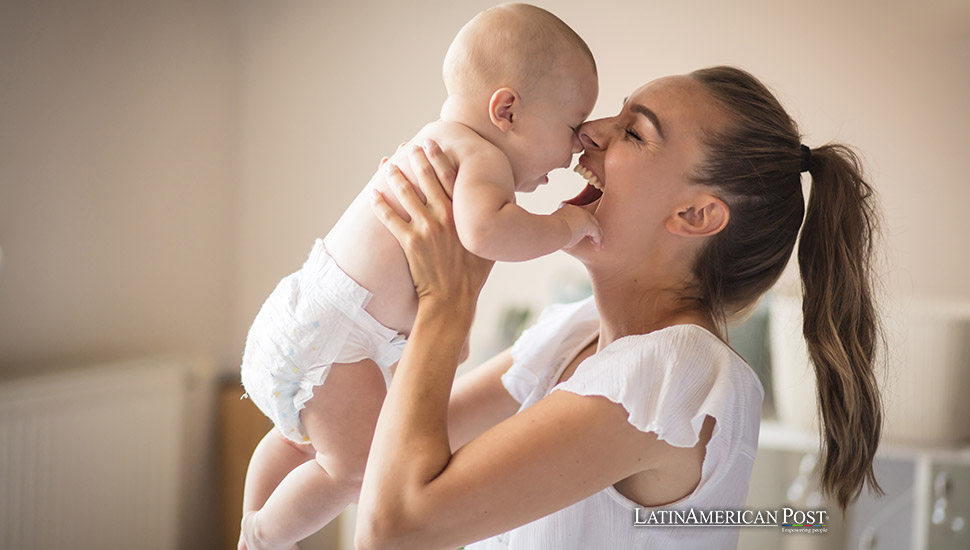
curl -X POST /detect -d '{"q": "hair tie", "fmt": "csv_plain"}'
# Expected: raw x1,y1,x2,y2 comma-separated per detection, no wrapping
800,144,812,173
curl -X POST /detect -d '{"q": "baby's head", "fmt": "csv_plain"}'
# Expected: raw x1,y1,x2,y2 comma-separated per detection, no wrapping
443,3,598,191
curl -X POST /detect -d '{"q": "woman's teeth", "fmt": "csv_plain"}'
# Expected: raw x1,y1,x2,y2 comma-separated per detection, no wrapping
573,164,603,190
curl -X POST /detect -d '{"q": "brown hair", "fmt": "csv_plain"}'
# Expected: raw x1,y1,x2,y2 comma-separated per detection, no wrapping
688,66,883,511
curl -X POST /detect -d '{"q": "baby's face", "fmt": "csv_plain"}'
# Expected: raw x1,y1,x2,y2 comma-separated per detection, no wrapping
509,69,598,192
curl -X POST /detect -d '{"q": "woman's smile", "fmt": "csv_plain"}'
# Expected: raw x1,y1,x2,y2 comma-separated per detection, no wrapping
564,159,604,207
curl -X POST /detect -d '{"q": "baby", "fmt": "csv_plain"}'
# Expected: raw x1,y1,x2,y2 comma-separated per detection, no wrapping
238,4,599,549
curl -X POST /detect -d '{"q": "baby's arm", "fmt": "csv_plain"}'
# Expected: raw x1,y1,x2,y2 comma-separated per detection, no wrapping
451,149,601,262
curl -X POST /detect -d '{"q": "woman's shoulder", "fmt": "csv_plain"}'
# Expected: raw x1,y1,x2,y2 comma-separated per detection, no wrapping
553,324,764,450
599,324,761,390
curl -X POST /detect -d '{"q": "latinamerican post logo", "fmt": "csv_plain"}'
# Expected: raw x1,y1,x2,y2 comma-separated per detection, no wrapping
634,507,829,534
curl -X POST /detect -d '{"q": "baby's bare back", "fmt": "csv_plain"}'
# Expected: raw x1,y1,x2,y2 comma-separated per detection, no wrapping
323,121,488,336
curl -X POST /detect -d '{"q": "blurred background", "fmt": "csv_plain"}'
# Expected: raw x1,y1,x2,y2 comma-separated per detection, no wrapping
1,0,968,549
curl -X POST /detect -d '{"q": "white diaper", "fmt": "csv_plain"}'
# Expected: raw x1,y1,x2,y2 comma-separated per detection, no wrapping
240,239,406,443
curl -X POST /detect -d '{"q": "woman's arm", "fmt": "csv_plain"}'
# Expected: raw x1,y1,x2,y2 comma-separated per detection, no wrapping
448,347,520,451
356,144,691,550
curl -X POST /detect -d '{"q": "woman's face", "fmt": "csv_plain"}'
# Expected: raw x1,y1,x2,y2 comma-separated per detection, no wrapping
564,75,727,267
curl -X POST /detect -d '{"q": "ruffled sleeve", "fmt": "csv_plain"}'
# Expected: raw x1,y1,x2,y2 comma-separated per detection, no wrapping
553,325,764,453
501,297,598,405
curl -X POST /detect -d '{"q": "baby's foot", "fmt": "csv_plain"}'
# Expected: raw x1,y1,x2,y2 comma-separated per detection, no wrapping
238,511,259,550
239,511,299,550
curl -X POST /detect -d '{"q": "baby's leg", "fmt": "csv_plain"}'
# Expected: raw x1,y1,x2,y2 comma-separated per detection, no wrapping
241,429,315,514
241,359,388,550
239,431,314,550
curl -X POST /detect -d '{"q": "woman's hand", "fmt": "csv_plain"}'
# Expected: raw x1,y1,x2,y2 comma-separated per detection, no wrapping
371,141,494,311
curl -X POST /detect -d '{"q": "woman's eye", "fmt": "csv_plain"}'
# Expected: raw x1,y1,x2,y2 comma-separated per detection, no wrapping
625,128,643,142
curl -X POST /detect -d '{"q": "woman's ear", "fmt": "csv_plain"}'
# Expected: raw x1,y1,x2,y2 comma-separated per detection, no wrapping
488,88,518,132
666,194,730,237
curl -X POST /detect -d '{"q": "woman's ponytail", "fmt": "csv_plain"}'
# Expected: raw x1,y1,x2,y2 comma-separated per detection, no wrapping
689,66,884,511
797,144,884,511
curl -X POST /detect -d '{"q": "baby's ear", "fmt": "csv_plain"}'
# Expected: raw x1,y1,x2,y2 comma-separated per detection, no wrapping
488,88,519,132
666,194,729,238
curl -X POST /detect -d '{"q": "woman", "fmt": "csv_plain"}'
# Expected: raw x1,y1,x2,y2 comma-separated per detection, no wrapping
356,66,883,550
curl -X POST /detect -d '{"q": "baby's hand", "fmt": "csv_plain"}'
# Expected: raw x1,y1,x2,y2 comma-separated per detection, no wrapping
554,204,603,251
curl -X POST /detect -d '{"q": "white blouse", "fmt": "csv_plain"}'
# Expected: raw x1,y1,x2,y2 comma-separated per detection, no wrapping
466,297,764,550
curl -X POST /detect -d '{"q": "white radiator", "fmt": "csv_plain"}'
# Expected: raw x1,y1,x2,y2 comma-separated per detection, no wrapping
0,356,189,550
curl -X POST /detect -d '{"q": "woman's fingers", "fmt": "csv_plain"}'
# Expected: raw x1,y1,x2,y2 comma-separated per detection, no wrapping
408,142,455,212
371,148,493,307
378,142,409,168
424,140,457,189
383,162,428,222
369,187,410,242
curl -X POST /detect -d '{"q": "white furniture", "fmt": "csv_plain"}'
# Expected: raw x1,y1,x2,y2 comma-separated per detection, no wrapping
752,420,970,550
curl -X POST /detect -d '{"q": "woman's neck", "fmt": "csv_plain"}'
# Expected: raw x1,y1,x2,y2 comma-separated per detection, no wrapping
589,268,717,349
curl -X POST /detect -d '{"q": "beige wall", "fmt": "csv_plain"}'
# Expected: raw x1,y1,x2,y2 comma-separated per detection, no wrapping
0,0,237,371
3,0,967,373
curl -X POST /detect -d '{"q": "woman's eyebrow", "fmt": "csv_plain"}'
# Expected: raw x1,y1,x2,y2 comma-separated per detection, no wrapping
630,103,665,140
